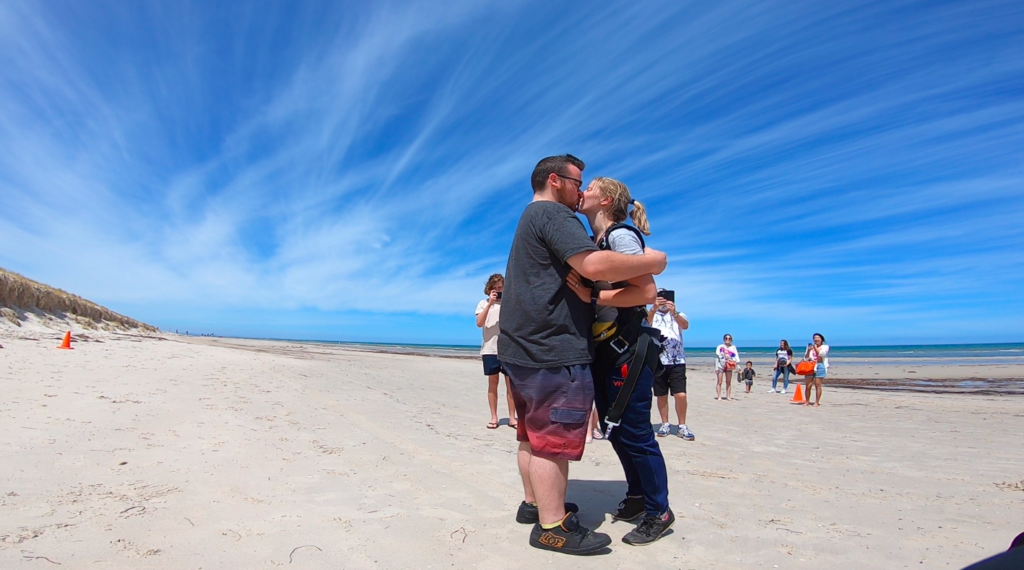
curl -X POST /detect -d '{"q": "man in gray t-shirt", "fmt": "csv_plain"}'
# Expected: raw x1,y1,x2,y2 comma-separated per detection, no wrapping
498,154,667,555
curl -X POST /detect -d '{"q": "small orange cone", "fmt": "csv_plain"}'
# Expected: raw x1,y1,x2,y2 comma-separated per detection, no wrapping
57,331,73,350
790,384,805,403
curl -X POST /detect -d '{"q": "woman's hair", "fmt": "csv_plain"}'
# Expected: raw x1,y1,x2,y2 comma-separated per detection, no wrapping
813,333,826,343
591,177,650,236
484,274,504,295
781,339,790,351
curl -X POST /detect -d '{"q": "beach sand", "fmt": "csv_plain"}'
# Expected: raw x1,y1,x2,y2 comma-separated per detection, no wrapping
1,333,1021,569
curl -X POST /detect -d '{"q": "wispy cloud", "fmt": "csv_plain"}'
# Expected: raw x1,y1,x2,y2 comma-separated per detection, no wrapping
1,0,1022,344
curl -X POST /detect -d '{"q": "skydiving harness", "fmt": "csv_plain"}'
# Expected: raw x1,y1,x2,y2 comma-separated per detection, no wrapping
588,223,665,438
601,309,664,439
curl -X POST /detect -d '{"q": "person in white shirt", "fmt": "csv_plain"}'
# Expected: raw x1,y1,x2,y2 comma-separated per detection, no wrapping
801,333,830,407
646,290,693,440
715,334,739,401
475,274,517,429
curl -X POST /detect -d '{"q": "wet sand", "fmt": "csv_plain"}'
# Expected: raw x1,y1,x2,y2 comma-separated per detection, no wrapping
1,333,1021,569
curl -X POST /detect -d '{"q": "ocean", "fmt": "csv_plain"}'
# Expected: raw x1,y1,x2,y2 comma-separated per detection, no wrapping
303,340,1024,366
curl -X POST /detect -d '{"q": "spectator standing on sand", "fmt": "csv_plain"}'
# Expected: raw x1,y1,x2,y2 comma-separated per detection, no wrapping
769,339,794,394
498,154,667,555
647,289,693,441
801,333,829,407
475,273,517,430
715,334,739,401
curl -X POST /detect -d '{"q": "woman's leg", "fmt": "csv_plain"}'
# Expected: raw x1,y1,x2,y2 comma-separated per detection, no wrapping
782,367,790,391
715,370,723,400
802,376,812,406
814,377,823,406
503,374,517,424
725,370,733,400
771,368,780,391
487,374,500,425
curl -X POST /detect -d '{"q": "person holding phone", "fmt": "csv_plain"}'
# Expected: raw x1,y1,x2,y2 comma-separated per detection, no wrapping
476,274,516,429
715,334,739,401
801,333,830,407
647,289,693,441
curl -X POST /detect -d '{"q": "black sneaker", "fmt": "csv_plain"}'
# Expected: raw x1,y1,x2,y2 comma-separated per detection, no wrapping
610,496,645,522
622,508,675,546
529,512,612,555
516,501,579,524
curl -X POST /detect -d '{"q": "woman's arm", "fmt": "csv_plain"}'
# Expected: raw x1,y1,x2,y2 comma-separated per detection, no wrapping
595,274,656,308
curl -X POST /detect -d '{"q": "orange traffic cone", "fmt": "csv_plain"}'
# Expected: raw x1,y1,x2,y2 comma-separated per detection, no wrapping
57,331,73,350
790,384,805,403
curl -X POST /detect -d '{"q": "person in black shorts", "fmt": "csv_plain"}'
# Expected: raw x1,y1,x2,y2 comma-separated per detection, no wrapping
648,290,693,441
498,154,667,555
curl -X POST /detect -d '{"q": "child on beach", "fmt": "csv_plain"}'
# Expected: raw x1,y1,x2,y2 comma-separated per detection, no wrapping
741,361,755,393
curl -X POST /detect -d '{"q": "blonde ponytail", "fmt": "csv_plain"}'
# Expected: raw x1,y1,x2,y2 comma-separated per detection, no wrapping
629,199,650,236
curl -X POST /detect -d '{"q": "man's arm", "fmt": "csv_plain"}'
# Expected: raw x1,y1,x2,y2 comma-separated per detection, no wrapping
566,248,667,282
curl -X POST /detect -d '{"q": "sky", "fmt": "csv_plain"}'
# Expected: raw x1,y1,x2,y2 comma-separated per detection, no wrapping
1,0,1022,347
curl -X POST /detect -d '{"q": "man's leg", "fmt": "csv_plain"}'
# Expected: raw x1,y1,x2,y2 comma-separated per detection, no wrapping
531,455,570,525
517,441,536,504
656,395,669,424
674,392,687,425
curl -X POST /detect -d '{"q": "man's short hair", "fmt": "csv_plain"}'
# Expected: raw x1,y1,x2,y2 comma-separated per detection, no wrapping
531,154,585,192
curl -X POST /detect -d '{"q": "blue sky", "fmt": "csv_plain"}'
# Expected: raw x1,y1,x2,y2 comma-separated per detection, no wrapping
1,0,1022,347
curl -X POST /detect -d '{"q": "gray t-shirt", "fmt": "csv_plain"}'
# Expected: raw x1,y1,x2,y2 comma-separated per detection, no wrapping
498,201,600,368
595,228,644,324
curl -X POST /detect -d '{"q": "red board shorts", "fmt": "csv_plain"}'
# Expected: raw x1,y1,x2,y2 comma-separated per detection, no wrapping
503,362,594,461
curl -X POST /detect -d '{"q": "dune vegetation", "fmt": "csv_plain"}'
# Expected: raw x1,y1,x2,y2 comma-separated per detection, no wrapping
0,267,156,332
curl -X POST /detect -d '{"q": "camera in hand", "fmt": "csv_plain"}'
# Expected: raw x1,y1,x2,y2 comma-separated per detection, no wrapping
496,291,502,300
657,290,675,303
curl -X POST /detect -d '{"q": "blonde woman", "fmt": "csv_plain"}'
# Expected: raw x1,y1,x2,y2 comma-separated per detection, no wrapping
568,177,674,545
475,274,517,429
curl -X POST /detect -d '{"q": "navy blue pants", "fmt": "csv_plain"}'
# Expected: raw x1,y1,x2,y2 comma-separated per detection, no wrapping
593,357,670,517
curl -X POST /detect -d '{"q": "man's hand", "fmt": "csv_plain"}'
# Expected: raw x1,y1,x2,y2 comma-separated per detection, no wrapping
664,300,677,314
487,290,499,305
566,269,592,303
643,247,668,275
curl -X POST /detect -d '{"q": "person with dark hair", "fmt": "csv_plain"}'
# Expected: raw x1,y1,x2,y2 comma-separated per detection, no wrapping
801,333,829,407
476,273,516,429
769,339,794,394
499,154,668,555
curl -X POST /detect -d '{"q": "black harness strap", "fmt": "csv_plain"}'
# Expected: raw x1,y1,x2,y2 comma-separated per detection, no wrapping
603,328,661,438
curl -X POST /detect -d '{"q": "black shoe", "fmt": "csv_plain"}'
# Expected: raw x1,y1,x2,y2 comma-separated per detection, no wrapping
622,508,675,546
516,501,580,524
529,512,612,555
610,496,645,522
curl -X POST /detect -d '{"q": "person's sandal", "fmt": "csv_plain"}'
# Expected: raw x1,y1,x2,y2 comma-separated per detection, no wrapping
487,421,498,429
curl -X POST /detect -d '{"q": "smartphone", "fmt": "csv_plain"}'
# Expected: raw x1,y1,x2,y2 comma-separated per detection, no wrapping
496,292,502,300
657,290,675,303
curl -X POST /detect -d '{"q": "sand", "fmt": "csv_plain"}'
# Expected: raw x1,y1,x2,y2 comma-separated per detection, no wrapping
1,332,1021,569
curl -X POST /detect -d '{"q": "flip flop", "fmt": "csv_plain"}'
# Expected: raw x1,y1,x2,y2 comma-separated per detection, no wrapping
487,422,499,429
508,422,519,429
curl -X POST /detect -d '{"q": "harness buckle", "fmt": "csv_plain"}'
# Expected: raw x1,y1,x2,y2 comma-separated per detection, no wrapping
609,336,629,354
603,418,620,439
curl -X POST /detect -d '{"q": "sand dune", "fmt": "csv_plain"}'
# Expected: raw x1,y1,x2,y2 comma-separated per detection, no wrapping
0,267,156,335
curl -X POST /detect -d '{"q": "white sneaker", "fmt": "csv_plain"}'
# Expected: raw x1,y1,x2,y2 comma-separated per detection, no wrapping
656,423,671,437
780,389,787,394
767,388,776,393
677,425,695,441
